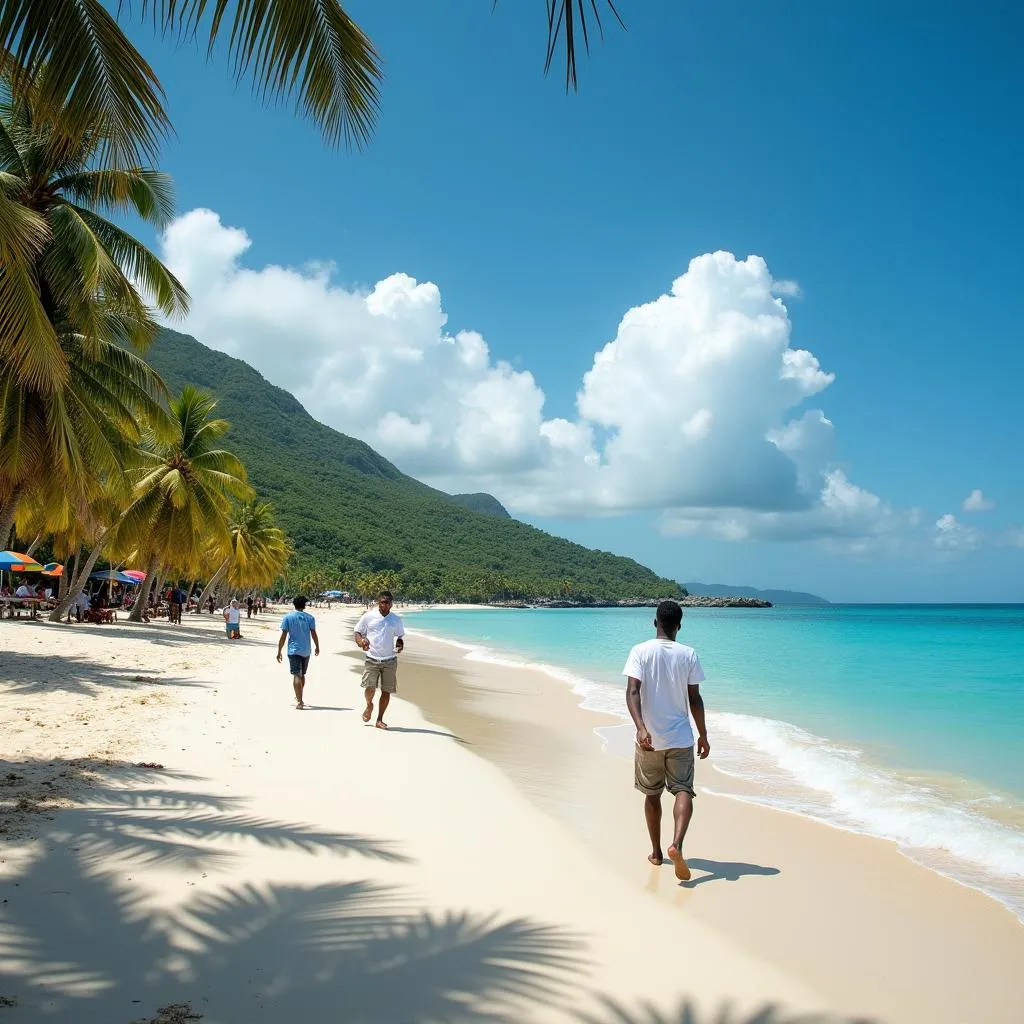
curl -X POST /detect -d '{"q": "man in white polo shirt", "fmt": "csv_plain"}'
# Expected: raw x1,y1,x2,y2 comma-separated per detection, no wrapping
354,589,405,729
623,599,710,881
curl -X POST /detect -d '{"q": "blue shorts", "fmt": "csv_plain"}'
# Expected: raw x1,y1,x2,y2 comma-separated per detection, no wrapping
288,653,310,676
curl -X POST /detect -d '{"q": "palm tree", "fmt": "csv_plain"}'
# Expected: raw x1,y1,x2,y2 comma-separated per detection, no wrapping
115,385,253,622
0,63,185,537
194,500,291,611
0,2,618,168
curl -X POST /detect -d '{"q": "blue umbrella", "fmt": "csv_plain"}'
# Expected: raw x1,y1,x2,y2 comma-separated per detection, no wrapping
90,570,140,584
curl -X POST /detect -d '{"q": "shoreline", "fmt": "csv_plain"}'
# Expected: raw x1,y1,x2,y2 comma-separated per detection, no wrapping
402,607,1024,925
396,612,1024,1024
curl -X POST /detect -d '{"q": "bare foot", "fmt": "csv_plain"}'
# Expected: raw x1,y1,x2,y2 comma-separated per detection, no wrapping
362,706,373,723
648,852,664,866
296,702,305,709
375,720,389,730
667,844,690,881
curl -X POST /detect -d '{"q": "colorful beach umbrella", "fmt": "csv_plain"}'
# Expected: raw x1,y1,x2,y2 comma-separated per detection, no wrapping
90,569,141,584
0,551,43,572
42,562,63,577
122,569,147,581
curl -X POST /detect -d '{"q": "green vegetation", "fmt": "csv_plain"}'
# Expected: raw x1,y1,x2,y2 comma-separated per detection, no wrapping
144,328,686,603
450,493,512,519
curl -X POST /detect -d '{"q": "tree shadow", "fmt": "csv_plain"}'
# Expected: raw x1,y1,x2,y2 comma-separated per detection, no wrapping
0,649,199,697
680,858,781,889
578,996,878,1023
0,758,409,870
0,758,586,1021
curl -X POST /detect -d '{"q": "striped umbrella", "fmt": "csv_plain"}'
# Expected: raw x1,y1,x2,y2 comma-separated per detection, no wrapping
122,569,147,582
42,562,64,577
0,551,43,572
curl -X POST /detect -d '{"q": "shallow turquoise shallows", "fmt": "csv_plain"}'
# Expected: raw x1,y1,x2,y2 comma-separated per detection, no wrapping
406,604,1024,920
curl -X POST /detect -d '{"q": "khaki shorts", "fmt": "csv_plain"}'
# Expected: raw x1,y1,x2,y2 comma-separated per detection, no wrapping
362,658,398,693
634,745,695,797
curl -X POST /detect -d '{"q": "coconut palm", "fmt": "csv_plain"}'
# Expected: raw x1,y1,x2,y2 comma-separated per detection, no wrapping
194,500,291,610
0,64,185,538
115,385,253,621
0,63,187,392
0,2,617,169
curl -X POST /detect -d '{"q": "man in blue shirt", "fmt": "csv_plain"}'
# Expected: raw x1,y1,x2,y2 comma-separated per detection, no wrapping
276,595,320,709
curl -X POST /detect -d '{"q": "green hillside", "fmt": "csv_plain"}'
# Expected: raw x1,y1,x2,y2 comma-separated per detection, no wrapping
143,329,684,602
449,493,512,518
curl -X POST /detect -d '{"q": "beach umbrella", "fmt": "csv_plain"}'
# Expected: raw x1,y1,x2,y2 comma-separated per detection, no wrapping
41,563,63,577
122,569,147,582
90,569,141,584
0,551,44,572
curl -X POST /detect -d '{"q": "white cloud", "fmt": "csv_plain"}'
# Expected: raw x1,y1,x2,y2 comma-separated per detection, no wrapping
961,489,994,512
159,212,939,553
933,513,982,554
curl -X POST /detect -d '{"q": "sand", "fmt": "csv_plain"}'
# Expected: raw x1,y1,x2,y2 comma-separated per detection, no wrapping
1,605,1021,1023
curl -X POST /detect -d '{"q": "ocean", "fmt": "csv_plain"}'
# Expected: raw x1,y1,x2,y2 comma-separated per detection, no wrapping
405,604,1024,921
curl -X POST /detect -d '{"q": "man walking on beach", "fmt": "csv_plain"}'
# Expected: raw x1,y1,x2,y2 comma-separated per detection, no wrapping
354,590,404,729
276,595,320,709
624,599,710,881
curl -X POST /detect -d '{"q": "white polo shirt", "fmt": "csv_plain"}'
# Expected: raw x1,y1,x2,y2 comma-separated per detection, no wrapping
355,608,405,660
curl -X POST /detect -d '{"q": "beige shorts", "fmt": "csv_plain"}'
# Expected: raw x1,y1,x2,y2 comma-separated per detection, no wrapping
634,745,695,797
362,658,398,693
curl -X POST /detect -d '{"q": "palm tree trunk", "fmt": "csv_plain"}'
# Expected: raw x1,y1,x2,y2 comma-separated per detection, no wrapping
0,482,25,548
194,557,231,613
25,533,43,557
128,552,160,623
49,537,107,622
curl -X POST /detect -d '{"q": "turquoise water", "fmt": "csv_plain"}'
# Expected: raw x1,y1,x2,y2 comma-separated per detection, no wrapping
406,604,1024,918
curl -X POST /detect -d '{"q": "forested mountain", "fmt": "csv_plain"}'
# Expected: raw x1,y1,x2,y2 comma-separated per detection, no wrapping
449,493,512,518
144,329,683,601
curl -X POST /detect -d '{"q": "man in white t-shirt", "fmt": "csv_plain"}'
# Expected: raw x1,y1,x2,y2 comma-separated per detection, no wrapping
353,590,405,729
623,599,710,881
15,583,32,598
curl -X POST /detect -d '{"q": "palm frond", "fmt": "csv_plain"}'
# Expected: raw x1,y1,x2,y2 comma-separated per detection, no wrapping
142,0,381,149
50,167,176,226
541,0,625,91
65,202,189,317
0,0,172,167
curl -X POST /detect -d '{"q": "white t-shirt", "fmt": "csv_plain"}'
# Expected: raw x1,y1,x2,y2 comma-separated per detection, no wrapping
15,585,31,597
225,606,241,624
355,608,405,659
76,592,91,610
622,638,706,750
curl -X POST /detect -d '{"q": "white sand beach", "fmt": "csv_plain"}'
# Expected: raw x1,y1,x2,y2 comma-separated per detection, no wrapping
1,606,1022,1023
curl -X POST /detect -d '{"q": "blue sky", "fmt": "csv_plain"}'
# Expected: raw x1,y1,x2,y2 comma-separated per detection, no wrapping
128,1,1023,601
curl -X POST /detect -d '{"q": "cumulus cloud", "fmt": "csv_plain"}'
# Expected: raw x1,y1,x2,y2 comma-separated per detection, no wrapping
933,513,983,554
159,211,937,552
961,489,994,512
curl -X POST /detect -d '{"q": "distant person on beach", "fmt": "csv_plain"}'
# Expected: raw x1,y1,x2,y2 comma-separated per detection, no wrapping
223,599,242,639
354,590,405,729
246,594,254,619
276,595,320,709
623,599,710,881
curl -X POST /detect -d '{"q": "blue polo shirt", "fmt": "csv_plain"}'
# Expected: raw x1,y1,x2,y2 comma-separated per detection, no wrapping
280,610,316,656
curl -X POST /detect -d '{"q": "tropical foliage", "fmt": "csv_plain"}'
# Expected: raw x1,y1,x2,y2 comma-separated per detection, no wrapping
0,1,621,170
0,61,183,541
